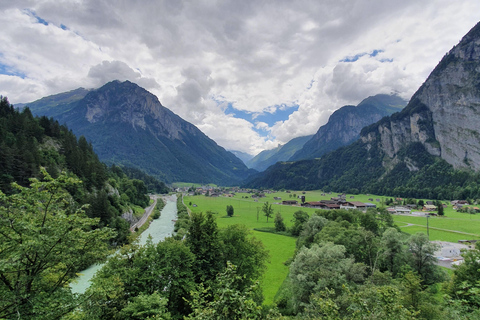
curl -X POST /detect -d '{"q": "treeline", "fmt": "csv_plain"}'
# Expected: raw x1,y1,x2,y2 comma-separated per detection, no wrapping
0,96,167,246
273,208,480,319
244,140,480,201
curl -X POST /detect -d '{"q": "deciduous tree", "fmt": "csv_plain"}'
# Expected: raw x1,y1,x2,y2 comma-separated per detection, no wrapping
0,169,115,319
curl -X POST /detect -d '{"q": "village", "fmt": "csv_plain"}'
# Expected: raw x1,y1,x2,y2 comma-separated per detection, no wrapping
175,185,476,216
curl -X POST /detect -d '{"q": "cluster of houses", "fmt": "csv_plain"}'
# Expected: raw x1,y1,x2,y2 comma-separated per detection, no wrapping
279,194,377,213
176,185,479,215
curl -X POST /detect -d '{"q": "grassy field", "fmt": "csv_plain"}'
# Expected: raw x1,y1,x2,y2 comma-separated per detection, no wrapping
183,190,480,304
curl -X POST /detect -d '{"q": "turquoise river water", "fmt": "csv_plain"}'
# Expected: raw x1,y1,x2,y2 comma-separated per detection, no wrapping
70,194,178,294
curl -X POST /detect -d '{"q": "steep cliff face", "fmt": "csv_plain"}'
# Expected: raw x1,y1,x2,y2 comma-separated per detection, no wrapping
291,94,406,161
361,22,480,171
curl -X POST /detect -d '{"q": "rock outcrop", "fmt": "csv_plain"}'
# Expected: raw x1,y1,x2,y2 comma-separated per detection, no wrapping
361,21,480,171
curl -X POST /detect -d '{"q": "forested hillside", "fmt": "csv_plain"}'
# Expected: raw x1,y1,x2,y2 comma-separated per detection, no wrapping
0,96,168,245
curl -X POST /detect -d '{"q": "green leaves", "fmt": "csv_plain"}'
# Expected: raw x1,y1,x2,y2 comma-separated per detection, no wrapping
0,170,115,319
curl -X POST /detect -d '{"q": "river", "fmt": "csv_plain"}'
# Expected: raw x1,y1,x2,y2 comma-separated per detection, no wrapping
70,194,178,294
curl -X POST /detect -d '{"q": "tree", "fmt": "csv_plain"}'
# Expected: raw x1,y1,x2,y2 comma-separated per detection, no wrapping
185,262,263,320
226,204,234,217
186,212,224,283
290,210,309,236
262,201,273,222
82,237,195,319
407,233,443,285
447,242,480,310
379,228,407,277
219,224,268,292
289,242,366,313
0,169,115,319
436,200,444,216
296,215,328,249
274,212,286,232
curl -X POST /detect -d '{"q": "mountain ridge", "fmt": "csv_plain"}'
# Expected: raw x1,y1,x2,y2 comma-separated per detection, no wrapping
26,80,255,185
290,94,406,161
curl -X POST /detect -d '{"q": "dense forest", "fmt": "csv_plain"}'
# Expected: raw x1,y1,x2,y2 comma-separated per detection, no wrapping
244,140,480,201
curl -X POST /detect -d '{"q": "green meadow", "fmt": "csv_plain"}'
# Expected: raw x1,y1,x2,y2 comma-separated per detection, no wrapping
183,190,480,304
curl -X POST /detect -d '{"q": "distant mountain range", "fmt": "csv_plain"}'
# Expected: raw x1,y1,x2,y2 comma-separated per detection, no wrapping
25,80,255,185
243,21,480,199
290,94,406,161
246,135,313,171
245,94,405,172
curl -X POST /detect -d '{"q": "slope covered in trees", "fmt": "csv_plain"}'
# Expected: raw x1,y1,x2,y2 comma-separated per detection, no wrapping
0,96,168,245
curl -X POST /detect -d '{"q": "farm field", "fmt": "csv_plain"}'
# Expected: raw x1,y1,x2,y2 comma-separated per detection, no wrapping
183,189,480,304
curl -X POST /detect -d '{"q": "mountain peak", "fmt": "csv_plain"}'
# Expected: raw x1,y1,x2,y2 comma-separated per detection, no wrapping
26,80,254,184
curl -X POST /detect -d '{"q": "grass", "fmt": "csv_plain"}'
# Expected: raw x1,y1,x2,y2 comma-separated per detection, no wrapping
184,193,303,305
183,190,480,304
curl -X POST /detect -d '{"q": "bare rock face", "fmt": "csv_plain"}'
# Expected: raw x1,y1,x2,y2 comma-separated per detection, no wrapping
82,80,182,140
361,22,480,171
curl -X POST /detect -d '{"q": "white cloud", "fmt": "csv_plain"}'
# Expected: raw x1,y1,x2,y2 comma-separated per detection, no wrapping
0,0,479,155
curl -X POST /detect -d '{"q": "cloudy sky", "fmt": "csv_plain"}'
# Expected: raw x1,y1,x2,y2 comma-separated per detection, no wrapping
1,1,479,155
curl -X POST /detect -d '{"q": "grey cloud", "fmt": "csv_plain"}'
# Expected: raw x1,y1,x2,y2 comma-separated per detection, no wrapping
87,60,160,89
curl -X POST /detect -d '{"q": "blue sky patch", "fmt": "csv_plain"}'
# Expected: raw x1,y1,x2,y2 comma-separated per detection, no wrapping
0,60,26,79
224,102,299,137
24,9,49,25
341,49,385,62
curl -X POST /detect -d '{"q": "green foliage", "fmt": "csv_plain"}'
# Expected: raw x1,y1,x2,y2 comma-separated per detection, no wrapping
407,233,444,285
289,242,366,313
274,212,287,232
185,262,263,320
262,201,274,222
219,225,269,292
82,238,195,319
290,210,309,236
119,292,171,320
226,204,234,217
447,243,480,310
186,212,224,284
0,169,115,319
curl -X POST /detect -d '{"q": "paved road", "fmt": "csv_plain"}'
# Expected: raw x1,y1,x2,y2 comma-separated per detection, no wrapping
130,195,157,232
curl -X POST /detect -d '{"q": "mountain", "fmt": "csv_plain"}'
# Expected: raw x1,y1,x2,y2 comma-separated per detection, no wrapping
246,135,313,171
243,21,480,199
229,150,254,165
16,87,90,115
290,94,406,161
26,80,255,185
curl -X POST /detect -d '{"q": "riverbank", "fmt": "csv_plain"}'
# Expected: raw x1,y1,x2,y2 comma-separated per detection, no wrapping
70,194,177,294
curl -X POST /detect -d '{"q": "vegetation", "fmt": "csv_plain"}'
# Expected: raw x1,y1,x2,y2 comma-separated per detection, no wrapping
244,139,480,202
0,170,115,319
0,97,165,246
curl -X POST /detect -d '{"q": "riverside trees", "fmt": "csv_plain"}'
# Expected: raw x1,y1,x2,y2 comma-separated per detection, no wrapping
0,170,115,319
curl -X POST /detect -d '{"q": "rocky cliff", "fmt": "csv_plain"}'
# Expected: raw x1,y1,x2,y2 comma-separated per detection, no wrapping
291,94,406,161
361,21,480,171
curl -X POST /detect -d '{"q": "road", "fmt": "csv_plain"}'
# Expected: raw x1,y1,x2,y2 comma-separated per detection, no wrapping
130,195,158,232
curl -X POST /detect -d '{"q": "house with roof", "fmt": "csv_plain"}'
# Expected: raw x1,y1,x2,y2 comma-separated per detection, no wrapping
423,204,437,211
340,201,367,212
